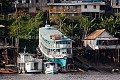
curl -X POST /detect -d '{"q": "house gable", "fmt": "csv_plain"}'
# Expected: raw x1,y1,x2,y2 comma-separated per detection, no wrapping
97,31,114,38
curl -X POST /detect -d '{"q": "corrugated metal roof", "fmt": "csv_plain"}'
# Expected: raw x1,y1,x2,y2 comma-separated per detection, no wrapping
84,29,105,40
39,25,71,42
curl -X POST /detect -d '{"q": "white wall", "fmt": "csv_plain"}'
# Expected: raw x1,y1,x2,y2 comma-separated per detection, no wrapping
111,0,120,6
38,62,42,70
81,4,100,12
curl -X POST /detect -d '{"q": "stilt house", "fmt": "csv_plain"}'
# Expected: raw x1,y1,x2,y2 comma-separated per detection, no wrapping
83,29,120,50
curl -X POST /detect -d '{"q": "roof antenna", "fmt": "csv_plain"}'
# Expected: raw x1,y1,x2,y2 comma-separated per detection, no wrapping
24,46,26,53
46,20,47,25
45,20,50,28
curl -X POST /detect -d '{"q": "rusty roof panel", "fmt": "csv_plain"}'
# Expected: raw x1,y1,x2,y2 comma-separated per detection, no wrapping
84,29,105,40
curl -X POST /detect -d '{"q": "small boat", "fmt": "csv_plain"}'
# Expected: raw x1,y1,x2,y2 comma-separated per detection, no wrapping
0,69,17,74
43,62,58,74
17,48,43,73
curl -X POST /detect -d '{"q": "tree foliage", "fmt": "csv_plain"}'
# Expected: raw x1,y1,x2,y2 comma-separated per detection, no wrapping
50,13,66,31
8,11,46,39
79,16,95,39
99,16,120,36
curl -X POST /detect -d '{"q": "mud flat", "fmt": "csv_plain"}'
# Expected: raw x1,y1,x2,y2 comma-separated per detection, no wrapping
0,71,120,80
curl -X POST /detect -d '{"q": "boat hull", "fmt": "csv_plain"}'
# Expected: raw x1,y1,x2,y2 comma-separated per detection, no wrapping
26,69,42,73
37,48,69,68
45,70,58,74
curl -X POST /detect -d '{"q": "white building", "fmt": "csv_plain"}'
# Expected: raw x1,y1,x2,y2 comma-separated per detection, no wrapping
111,0,120,16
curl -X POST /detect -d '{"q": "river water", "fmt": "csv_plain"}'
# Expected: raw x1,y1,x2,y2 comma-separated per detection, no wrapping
0,71,120,80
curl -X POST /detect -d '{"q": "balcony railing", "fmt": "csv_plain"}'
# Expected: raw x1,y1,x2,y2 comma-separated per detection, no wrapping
15,3,42,8
17,58,40,63
99,10,105,13
49,8,81,13
15,3,29,8
41,38,72,49
95,45,120,49
56,44,72,48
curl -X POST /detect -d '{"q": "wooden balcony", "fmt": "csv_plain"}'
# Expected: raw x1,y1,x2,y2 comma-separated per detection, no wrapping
95,45,120,49
100,45,119,49
94,40,120,49
15,3,42,8
99,10,105,13
49,8,81,13
15,3,29,8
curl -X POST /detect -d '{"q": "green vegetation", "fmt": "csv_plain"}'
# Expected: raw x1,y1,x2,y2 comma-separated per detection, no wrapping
6,11,46,52
8,11,45,39
1,12,119,42
0,11,120,52
50,14,120,39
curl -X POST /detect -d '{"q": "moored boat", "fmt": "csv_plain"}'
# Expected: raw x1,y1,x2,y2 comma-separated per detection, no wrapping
37,24,72,71
17,48,43,73
0,68,17,74
44,62,58,74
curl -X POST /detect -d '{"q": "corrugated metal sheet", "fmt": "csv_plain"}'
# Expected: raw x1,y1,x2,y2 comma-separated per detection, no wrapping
84,29,105,40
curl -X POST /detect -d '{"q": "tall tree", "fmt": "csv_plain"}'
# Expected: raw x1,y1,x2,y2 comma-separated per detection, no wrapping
99,16,120,37
50,13,66,31
62,24,77,36
79,16,95,39
8,11,45,39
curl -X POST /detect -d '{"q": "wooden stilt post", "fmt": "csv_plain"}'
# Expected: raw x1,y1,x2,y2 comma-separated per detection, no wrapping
118,48,119,63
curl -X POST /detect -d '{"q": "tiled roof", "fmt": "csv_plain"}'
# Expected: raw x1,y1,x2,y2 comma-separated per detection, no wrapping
84,29,105,40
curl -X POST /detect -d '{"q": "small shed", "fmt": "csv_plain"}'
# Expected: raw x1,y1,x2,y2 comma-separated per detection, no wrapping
83,29,120,50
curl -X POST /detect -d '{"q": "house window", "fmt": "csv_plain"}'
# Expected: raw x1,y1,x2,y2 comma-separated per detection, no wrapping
84,5,87,9
18,0,22,3
26,0,29,3
47,0,50,3
36,0,39,3
116,0,119,5
34,63,38,70
93,5,96,9
79,5,81,8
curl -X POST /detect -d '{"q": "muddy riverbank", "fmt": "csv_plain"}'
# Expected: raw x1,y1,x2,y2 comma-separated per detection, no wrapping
0,71,120,80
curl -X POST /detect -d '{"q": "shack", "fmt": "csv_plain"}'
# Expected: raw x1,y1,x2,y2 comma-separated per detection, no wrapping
83,29,120,64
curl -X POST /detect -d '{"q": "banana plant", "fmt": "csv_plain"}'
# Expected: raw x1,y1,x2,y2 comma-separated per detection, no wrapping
79,16,95,39
99,16,120,37
50,13,66,31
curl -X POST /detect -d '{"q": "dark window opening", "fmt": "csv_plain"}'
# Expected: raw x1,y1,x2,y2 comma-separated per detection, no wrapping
100,5,105,10
116,0,119,5
18,0,22,3
93,5,96,9
36,0,39,3
34,63,38,70
84,5,87,9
